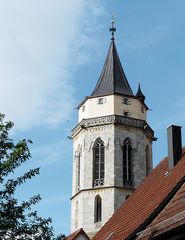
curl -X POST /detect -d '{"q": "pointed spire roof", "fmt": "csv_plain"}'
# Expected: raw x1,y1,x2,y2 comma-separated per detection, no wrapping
90,39,134,97
136,83,145,102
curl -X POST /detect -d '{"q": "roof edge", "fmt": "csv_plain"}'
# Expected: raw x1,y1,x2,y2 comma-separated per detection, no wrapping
66,228,90,240
126,173,185,240
137,210,185,239
77,94,148,110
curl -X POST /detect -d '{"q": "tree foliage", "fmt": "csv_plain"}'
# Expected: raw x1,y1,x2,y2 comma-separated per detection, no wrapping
0,113,65,240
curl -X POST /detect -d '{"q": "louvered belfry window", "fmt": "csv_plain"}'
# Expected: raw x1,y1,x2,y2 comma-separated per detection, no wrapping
94,195,102,222
123,139,132,186
93,138,105,187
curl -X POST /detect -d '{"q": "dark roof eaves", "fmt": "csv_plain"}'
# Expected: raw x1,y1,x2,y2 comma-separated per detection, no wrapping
77,97,88,109
151,220,185,240
88,92,137,99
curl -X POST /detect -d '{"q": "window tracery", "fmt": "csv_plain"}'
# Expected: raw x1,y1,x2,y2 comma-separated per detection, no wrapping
93,138,105,187
123,139,132,186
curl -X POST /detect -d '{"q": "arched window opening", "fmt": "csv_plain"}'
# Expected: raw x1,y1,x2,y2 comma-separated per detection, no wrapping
75,201,79,229
75,150,81,192
146,145,150,177
77,153,81,190
93,138,105,187
94,195,102,223
123,139,132,186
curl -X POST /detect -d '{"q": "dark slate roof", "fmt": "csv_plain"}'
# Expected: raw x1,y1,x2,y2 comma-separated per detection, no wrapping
90,40,134,97
136,83,145,102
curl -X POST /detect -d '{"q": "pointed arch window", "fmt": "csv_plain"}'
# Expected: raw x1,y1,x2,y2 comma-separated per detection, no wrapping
94,195,102,223
93,138,105,187
123,139,132,186
77,152,81,190
146,145,150,176
75,150,81,192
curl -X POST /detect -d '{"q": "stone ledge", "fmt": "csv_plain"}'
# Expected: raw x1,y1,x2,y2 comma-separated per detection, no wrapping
70,185,136,200
71,115,155,140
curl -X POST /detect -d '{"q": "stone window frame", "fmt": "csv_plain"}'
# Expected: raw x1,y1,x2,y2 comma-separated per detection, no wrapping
141,106,145,113
121,98,131,105
94,195,102,223
77,153,81,190
82,105,85,112
75,145,82,192
92,138,105,187
97,97,106,105
122,138,133,187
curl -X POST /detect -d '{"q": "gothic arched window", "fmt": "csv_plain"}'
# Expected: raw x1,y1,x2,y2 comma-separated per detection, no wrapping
94,195,102,223
93,138,105,187
77,152,81,190
75,149,81,192
146,145,150,177
123,139,132,186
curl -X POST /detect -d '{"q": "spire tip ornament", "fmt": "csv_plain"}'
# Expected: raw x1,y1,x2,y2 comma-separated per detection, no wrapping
110,16,116,40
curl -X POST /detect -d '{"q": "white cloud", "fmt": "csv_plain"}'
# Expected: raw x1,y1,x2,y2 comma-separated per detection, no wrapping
0,0,105,130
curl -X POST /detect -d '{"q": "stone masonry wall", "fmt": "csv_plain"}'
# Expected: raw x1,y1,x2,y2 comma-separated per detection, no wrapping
71,121,153,237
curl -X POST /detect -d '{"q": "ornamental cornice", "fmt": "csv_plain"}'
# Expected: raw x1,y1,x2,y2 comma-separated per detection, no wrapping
70,185,136,200
71,115,156,140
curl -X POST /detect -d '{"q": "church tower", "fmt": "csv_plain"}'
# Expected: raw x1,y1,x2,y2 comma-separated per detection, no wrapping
71,21,156,238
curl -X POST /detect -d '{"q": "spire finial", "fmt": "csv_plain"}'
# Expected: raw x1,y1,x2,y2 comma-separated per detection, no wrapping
110,14,116,41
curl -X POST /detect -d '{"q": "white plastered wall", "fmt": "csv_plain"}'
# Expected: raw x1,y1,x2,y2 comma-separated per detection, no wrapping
78,95,147,122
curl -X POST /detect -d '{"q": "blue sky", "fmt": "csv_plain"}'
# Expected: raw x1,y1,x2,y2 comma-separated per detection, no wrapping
0,0,185,236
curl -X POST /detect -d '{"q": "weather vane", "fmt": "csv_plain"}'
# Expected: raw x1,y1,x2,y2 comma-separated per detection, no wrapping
110,13,116,40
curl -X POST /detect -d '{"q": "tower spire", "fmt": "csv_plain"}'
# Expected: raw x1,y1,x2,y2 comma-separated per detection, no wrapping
110,18,116,41
71,21,155,238
136,82,146,103
90,31,134,97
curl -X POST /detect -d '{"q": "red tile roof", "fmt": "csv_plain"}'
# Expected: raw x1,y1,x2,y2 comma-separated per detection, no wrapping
93,149,185,240
66,228,90,240
150,182,185,226
137,182,185,239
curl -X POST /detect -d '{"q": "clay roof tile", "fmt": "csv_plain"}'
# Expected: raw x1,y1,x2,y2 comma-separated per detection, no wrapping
93,149,185,240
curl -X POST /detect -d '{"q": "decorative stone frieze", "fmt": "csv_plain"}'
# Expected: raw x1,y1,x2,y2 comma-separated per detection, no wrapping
71,115,155,140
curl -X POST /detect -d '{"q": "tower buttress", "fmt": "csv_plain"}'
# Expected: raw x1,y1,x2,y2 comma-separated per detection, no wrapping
71,21,156,238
